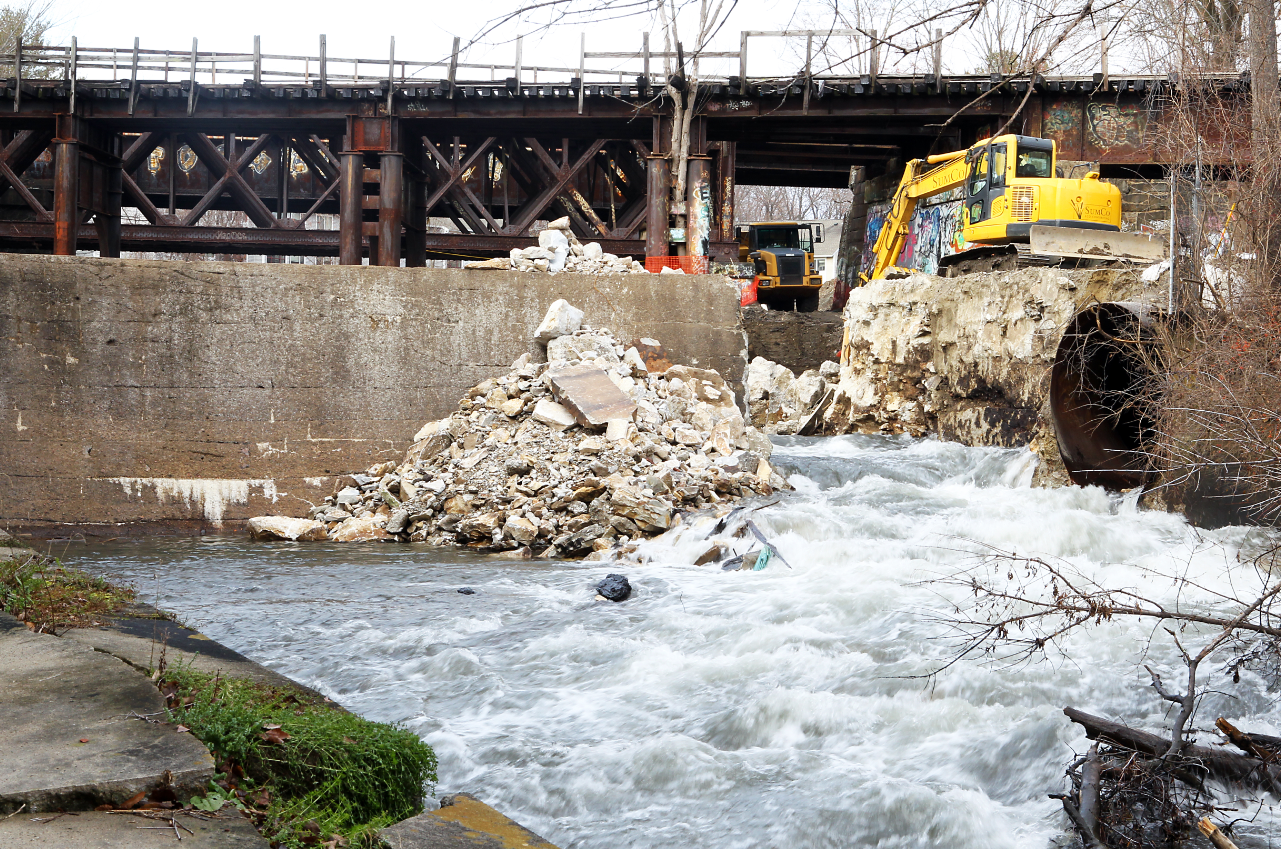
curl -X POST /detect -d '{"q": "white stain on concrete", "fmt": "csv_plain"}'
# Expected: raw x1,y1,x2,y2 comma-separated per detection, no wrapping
107,477,279,525
14,412,26,432
303,477,328,487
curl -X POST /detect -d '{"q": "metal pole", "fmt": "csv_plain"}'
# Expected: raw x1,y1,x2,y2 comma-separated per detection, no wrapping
319,34,327,90
739,31,748,83
514,36,522,85
933,29,943,80
253,35,261,87
69,36,76,113
646,154,671,259
187,38,197,115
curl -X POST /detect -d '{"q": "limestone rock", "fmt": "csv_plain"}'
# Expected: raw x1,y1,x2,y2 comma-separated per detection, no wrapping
248,516,327,542
331,515,393,542
504,515,538,543
462,257,511,270
532,398,576,431
546,333,621,365
535,299,585,341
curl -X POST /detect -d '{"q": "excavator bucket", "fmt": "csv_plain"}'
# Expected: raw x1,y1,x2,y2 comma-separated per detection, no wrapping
1029,225,1167,264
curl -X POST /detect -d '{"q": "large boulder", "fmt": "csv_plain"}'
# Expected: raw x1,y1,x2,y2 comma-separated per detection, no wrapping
248,516,327,541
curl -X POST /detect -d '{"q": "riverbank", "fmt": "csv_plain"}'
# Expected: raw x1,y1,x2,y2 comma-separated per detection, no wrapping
0,541,556,849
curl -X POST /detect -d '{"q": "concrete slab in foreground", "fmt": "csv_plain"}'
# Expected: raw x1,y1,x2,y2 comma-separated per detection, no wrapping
0,809,266,848
381,793,560,849
0,613,214,813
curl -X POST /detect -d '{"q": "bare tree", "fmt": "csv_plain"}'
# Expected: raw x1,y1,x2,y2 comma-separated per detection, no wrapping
0,0,57,79
735,184,848,222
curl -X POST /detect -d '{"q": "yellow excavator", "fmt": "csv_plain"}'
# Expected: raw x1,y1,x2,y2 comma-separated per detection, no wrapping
863,134,1163,281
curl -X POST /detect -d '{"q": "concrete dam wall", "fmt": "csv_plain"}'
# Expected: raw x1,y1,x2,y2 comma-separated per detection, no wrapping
0,256,747,535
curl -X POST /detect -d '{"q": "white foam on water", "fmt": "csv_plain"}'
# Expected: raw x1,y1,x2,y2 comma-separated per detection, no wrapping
72,436,1281,848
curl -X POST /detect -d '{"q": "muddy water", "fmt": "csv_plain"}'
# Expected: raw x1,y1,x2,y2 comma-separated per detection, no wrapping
63,435,1281,848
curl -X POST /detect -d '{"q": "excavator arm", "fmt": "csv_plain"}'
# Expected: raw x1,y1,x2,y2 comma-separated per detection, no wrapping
863,149,970,282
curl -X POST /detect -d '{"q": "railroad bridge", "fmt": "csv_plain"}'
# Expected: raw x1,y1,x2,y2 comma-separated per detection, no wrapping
0,38,1242,264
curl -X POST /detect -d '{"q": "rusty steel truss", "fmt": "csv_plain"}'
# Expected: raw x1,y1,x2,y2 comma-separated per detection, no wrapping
0,38,1254,263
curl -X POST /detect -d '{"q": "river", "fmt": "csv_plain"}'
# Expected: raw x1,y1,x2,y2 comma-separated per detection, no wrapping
61,435,1281,848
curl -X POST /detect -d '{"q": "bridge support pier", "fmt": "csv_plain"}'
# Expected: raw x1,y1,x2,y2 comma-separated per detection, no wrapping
339,151,363,265
378,152,403,267
53,138,78,256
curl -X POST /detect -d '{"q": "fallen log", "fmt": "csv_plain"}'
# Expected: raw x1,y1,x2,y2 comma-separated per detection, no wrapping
1064,707,1281,792
1079,744,1103,840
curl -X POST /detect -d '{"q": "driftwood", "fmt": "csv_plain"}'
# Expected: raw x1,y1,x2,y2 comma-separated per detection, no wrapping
1216,717,1281,762
1079,744,1103,838
1197,817,1240,849
1064,707,1281,792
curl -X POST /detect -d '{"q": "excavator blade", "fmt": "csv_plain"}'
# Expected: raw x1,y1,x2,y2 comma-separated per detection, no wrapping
1029,225,1167,263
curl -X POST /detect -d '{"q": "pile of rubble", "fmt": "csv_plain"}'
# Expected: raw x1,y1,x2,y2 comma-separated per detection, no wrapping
463,217,648,274
249,300,787,559
745,356,841,435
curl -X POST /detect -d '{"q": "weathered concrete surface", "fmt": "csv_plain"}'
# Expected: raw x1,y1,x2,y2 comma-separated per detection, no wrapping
61,604,322,696
741,306,845,376
0,809,267,848
381,793,559,849
0,612,214,813
824,267,1163,480
0,255,746,535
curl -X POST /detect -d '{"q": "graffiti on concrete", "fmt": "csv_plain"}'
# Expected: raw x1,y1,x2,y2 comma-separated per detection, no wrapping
861,198,967,276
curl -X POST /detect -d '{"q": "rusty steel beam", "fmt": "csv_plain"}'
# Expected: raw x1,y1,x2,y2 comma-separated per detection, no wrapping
0,220,646,259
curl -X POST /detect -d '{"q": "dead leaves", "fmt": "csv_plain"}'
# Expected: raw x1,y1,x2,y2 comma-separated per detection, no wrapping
260,723,292,746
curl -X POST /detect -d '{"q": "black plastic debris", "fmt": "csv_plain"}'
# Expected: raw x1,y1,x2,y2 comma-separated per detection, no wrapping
596,574,632,602
457,587,476,595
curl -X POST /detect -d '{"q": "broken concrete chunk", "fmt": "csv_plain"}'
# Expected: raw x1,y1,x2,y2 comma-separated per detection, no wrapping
504,514,538,543
548,362,638,428
545,216,572,231
248,516,328,542
532,398,577,431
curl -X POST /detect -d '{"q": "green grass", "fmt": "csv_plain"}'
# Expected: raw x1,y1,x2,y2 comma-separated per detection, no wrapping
0,552,135,631
161,665,437,848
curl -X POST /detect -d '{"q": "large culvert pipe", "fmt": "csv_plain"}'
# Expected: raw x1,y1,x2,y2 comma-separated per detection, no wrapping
1050,302,1164,490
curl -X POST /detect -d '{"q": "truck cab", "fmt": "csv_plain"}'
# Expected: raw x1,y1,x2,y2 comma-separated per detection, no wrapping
735,222,824,311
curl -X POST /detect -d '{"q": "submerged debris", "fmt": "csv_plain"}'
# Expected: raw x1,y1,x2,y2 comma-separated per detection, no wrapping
250,302,789,559
595,574,632,602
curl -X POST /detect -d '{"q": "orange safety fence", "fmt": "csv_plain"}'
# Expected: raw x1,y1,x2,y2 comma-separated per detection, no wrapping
644,255,710,274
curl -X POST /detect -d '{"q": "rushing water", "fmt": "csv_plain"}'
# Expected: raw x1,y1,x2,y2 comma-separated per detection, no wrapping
61,435,1281,848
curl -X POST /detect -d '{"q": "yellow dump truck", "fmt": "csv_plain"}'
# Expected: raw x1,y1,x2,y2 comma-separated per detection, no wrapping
736,221,825,311
863,134,1160,280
